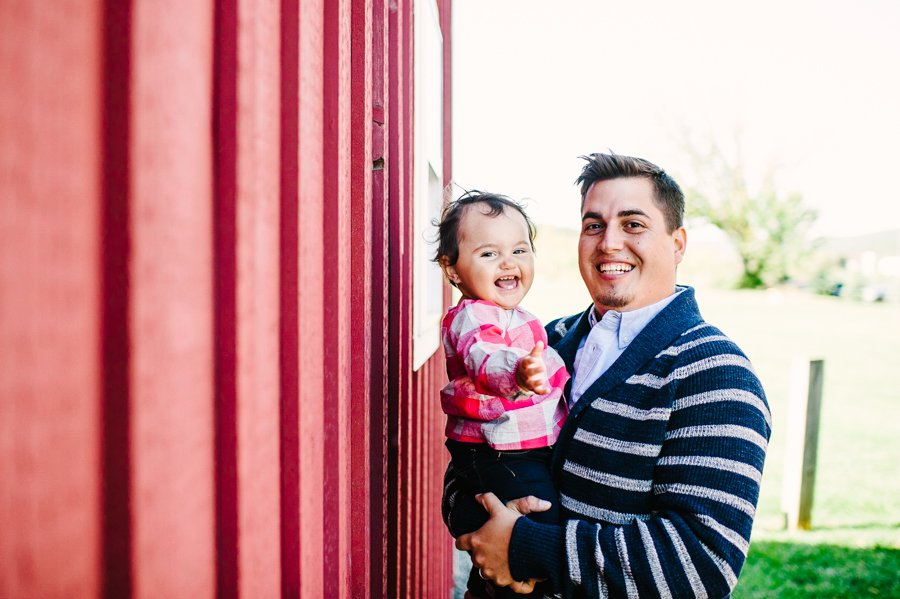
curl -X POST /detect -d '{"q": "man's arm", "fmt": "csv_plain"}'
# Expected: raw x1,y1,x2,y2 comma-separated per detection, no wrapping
455,493,549,595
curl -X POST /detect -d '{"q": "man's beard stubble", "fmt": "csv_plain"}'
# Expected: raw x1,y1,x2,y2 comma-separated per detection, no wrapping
594,289,632,311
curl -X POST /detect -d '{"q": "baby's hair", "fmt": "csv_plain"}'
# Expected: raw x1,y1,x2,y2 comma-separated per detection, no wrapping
432,190,536,288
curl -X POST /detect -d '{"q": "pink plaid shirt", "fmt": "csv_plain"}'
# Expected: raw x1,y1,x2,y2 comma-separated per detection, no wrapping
440,299,569,450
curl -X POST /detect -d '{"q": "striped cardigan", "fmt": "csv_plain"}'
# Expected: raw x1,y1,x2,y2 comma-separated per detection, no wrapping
444,287,771,599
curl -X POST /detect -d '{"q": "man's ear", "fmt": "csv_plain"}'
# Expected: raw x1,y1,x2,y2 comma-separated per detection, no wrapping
672,227,687,265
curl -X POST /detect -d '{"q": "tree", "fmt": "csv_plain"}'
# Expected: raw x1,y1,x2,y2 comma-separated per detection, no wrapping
677,131,818,289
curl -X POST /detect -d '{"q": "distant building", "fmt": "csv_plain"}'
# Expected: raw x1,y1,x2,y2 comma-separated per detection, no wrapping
823,230,900,302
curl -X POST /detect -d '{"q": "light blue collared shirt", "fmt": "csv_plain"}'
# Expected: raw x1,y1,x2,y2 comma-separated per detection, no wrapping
570,287,686,406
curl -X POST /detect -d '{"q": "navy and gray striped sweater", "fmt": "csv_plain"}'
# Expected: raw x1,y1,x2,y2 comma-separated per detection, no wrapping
445,287,770,599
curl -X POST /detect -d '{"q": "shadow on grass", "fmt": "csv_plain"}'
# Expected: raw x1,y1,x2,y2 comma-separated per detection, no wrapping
735,542,900,598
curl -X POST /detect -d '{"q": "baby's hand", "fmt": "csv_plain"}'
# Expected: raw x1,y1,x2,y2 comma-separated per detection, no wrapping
515,342,550,395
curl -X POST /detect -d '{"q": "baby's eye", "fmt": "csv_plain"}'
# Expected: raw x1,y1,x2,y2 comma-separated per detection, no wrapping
480,251,496,258
513,248,526,254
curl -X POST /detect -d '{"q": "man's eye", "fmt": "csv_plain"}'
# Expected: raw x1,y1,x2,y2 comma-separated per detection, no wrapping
584,223,602,233
625,221,644,230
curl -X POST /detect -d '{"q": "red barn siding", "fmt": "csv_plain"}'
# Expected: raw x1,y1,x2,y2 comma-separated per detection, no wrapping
0,2,104,596
369,0,392,595
281,0,327,596
215,0,284,596
129,1,217,596
101,0,134,593
0,0,453,596
280,0,330,596
349,0,375,597
322,0,353,595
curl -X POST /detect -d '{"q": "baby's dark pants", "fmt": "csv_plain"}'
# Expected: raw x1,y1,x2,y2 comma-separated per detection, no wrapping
445,439,559,599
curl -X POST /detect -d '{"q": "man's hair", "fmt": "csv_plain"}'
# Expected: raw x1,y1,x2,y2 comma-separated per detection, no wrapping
575,152,685,233
432,190,536,288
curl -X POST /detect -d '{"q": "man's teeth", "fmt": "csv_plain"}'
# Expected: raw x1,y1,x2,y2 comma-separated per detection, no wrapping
598,263,634,273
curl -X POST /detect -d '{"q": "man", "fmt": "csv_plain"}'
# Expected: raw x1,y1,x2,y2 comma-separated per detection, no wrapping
444,153,771,599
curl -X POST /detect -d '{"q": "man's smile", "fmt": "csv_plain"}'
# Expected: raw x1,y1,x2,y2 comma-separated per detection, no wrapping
596,262,635,275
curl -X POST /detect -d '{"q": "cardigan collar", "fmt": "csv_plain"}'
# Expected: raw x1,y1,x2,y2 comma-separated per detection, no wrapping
555,287,705,433
551,287,704,477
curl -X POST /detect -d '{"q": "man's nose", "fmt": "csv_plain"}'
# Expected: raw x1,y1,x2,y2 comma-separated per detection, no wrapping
597,228,624,253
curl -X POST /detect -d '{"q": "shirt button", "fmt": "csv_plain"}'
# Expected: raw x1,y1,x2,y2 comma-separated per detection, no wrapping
623,335,629,342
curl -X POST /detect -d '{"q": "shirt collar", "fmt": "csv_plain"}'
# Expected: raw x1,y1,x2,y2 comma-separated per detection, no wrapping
586,287,686,349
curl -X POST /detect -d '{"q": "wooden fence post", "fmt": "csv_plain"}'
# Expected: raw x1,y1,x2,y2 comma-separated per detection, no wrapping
781,357,825,531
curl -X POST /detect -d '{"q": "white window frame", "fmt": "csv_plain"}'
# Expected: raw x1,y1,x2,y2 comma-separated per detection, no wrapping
412,0,444,370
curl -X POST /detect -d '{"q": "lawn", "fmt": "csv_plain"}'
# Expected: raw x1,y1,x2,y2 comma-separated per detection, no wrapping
522,227,900,597
738,542,900,598
693,288,900,598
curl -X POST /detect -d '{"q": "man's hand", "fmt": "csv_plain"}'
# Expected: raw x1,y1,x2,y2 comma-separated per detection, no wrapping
456,493,550,592
516,342,550,395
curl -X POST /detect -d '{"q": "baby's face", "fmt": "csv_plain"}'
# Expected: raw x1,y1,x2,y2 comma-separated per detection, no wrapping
443,206,534,310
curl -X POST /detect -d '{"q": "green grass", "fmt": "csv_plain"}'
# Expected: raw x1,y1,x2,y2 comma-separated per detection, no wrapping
526,229,900,597
694,288,900,541
696,288,900,598
737,542,900,598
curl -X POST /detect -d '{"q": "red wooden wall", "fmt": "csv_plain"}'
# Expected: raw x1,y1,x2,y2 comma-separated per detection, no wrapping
0,0,453,597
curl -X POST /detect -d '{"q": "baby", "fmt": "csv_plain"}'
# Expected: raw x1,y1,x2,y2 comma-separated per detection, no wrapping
434,190,569,598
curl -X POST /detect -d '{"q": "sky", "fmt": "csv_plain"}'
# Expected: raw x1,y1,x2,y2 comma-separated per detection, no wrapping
451,0,900,239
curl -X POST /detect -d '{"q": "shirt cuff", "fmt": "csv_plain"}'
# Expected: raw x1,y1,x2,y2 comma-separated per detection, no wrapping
508,516,564,583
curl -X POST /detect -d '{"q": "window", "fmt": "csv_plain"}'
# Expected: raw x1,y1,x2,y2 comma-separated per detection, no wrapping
412,0,444,370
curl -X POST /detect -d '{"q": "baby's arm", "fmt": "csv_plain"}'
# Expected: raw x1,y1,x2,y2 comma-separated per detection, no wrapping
515,342,550,395
452,302,534,399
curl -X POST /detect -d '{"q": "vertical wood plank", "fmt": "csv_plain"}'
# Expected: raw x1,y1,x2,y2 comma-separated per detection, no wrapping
214,0,240,593
387,0,411,592
101,0,134,594
369,0,391,595
127,1,217,596
798,360,824,530
280,1,301,594
415,353,452,597
280,0,328,596
437,0,454,590
0,1,104,596
323,0,352,595
236,0,283,594
440,0,452,192
297,0,326,596
412,366,423,598
782,357,825,532
350,0,374,596
215,0,283,594
417,368,428,598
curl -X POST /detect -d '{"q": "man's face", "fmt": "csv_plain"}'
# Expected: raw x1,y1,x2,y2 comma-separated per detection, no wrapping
578,177,686,316
442,205,535,310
